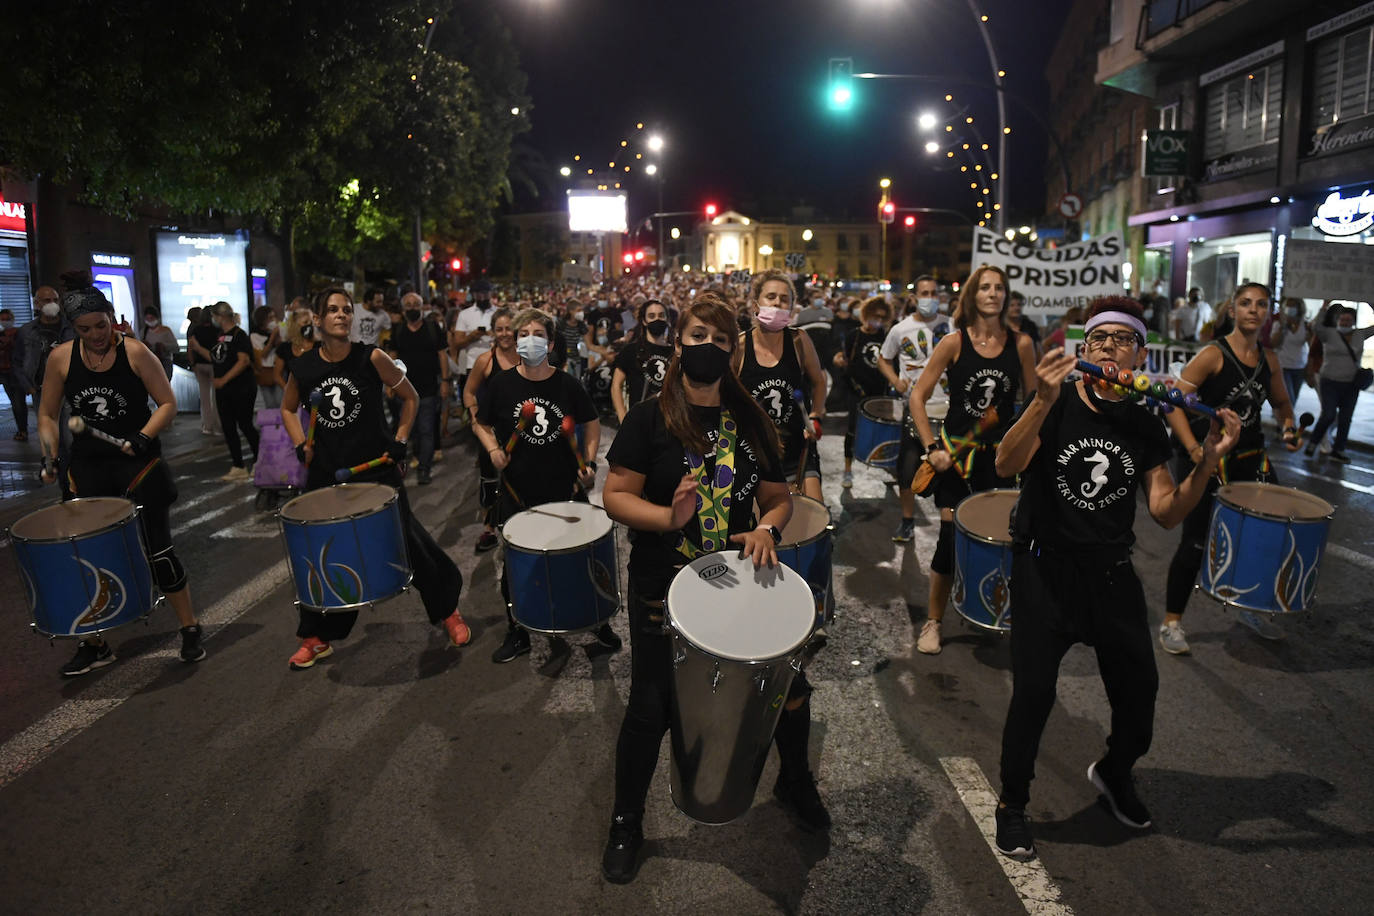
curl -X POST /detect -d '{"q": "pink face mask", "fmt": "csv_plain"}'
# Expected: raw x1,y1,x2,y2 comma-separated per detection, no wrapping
756,306,793,331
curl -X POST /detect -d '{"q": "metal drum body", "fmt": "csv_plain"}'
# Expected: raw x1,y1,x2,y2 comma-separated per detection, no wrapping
854,396,902,469
951,490,1018,632
278,483,411,612
665,551,816,825
501,501,620,634
776,495,835,626
1199,482,1333,614
9,497,159,639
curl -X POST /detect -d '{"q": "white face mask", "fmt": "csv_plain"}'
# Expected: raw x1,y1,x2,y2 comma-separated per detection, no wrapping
40,302,61,318
266,320,278,332
916,298,939,319
0,319,13,331
144,317,159,328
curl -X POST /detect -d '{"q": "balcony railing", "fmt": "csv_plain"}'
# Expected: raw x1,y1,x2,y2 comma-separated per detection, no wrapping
1139,0,1220,44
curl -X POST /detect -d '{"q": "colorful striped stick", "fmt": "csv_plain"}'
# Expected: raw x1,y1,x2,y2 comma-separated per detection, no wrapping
1075,360,1216,420
335,455,394,482
305,390,323,451
124,458,162,497
504,400,537,454
560,415,587,472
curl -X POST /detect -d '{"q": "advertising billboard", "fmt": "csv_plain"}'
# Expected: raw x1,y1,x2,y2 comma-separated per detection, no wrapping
152,230,250,340
568,192,628,233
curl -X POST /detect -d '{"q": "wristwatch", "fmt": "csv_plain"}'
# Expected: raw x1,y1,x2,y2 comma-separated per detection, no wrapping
760,524,782,545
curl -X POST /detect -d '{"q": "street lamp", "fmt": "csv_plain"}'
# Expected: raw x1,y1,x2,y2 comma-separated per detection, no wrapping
802,228,813,242
645,163,657,176
917,111,937,130
559,166,571,177
924,140,939,154
758,243,773,268
648,134,664,153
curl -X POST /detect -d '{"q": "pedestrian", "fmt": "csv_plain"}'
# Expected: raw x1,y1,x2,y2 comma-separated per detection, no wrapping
249,305,282,408
37,281,209,676
735,269,828,502
187,306,221,436
472,307,619,664
1006,291,1042,360
1269,298,1310,410
990,296,1240,860
879,274,953,536
599,292,825,885
909,264,1037,655
272,301,317,389
611,299,674,422
139,306,179,380
0,308,26,439
450,278,496,401
1306,302,1374,464
279,287,470,669
835,296,892,486
1161,283,1301,650
202,302,260,481
556,298,591,381
16,286,73,430
1043,305,1085,352
463,307,518,554
1170,295,1197,342
350,287,392,347
387,292,450,485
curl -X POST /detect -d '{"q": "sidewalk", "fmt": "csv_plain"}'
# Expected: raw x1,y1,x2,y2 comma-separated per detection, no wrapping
1265,384,1374,456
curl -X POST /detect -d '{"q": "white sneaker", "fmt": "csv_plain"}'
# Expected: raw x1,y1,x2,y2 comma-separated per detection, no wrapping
219,466,251,482
1158,621,1190,655
917,619,942,655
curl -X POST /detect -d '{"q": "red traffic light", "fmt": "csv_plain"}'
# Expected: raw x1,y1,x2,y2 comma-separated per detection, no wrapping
903,215,916,228
879,201,896,224
705,203,718,217
623,253,635,265
450,257,463,271
633,250,645,261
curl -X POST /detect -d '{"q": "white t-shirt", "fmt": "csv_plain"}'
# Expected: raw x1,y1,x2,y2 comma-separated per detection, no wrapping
880,314,953,403
351,306,392,346
453,304,495,373
249,331,276,367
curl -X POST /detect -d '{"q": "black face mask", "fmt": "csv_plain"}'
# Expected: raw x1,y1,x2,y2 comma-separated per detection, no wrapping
646,319,669,338
679,341,731,384
404,309,421,323
1083,374,1134,417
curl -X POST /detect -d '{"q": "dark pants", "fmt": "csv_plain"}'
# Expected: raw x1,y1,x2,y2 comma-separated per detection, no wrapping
1281,368,1305,410
1311,377,1362,452
2,370,27,432
215,383,260,468
296,471,463,641
413,395,439,471
999,547,1156,809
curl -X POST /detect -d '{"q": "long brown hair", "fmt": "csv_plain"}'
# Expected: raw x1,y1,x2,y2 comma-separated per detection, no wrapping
659,292,781,466
953,264,1010,329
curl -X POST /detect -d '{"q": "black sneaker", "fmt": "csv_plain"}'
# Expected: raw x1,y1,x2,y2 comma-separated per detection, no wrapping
1330,450,1351,464
1088,760,1152,829
995,805,1035,858
892,518,916,543
61,640,115,677
474,530,499,554
601,812,643,884
417,467,433,485
491,627,531,664
1303,442,1317,457
773,770,832,831
593,622,623,652
179,625,207,663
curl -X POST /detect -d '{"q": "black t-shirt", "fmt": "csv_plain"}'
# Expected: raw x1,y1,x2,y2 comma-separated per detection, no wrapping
389,321,447,397
1013,382,1171,550
613,340,673,406
274,341,300,382
210,327,255,392
190,323,219,368
846,328,888,396
478,367,597,509
289,344,393,489
608,399,785,593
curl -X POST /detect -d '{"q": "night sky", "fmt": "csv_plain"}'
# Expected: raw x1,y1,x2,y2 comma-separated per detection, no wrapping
504,0,1073,226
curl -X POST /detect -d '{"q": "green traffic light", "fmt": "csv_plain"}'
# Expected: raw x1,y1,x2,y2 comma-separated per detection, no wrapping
826,56,854,113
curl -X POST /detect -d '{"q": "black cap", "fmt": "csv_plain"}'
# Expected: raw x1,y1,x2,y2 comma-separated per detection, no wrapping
470,278,492,293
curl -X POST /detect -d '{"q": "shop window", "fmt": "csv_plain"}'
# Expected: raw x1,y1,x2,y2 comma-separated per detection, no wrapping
1202,59,1283,160
858,234,871,251
836,233,850,251
1152,103,1180,196
1311,24,1373,125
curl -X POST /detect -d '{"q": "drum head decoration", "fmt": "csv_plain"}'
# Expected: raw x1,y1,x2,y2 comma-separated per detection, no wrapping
954,490,1019,543
1218,482,1334,521
779,495,831,547
280,483,396,522
503,501,613,552
667,551,815,662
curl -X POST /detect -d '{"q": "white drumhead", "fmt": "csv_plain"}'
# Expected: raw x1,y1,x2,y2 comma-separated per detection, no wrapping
779,495,831,547
1218,482,1333,520
503,501,613,551
667,551,816,661
926,400,949,420
280,483,395,522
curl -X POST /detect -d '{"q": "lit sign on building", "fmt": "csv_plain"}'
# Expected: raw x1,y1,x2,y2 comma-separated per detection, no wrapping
1312,188,1374,237
0,197,28,234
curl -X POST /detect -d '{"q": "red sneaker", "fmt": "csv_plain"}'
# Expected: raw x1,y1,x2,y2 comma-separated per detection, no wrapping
443,611,472,648
289,637,333,670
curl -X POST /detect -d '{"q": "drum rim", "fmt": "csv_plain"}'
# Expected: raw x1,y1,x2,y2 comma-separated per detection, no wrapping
951,607,1012,634
8,497,138,544
294,573,412,613
1215,481,1334,522
277,482,399,524
1194,587,1306,615
952,488,1020,546
499,501,614,554
777,494,834,551
858,395,903,423
30,597,163,640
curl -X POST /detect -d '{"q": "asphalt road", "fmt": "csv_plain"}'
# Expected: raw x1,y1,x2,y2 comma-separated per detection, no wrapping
0,412,1371,915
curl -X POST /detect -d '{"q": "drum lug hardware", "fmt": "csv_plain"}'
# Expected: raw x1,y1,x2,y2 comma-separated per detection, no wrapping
790,656,805,674
673,648,687,666
755,670,769,695
711,664,722,692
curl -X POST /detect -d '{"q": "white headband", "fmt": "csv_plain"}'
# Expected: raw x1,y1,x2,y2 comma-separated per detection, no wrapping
1084,310,1147,341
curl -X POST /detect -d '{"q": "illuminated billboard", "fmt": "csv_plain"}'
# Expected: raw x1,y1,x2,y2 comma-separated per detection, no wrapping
568,192,628,233
152,230,250,339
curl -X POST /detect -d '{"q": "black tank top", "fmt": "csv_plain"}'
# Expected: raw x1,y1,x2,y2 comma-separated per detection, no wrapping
944,327,1022,439
1191,337,1270,453
739,328,808,450
64,335,155,460
289,344,392,485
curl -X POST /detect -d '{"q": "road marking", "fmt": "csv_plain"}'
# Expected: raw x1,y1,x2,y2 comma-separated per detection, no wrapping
0,560,289,791
172,499,247,535
1281,463,1374,496
940,756,1075,916
172,483,238,515
1328,543,1374,571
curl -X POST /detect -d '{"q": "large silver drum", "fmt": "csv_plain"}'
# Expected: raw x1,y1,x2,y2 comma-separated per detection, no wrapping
665,550,817,825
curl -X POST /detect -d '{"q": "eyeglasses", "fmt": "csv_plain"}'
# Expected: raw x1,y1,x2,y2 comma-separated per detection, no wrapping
1085,330,1141,350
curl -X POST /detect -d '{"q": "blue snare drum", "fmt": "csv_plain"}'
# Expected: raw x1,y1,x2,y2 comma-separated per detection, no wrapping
278,483,411,612
1199,482,1333,615
776,495,835,627
952,490,1017,632
855,397,902,469
501,501,620,634
9,497,159,639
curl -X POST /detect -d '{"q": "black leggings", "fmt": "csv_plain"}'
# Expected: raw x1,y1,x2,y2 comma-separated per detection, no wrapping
68,452,187,593
999,548,1156,809
215,383,260,468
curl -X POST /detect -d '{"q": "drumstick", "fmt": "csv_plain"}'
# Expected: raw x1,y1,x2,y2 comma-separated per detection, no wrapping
504,400,537,454
1075,360,1216,420
1285,411,1315,447
68,415,129,451
305,390,323,450
910,406,999,494
560,415,588,472
334,455,394,482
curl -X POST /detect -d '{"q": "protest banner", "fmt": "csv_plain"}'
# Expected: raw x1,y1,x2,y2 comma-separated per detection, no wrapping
972,228,1127,316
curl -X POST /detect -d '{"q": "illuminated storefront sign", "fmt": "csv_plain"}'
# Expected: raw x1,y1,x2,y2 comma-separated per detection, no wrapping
1312,187,1374,236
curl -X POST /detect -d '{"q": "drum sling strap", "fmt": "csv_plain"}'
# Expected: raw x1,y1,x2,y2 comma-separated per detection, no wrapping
1217,449,1271,485
675,410,737,560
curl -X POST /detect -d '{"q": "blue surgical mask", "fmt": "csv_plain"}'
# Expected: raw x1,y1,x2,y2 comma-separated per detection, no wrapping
916,298,939,319
517,335,549,366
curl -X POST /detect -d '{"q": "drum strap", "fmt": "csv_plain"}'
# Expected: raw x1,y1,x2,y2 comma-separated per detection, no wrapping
1216,448,1270,485
939,426,989,478
675,410,737,560
125,458,161,497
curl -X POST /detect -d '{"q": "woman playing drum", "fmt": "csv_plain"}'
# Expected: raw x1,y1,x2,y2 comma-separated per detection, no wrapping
834,296,892,487
599,292,827,886
280,287,470,670
463,307,517,555
37,282,208,676
1161,282,1300,651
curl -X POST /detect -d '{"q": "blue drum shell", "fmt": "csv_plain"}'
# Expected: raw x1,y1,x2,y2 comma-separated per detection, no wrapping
854,397,902,470
505,529,619,634
279,488,410,612
951,491,1017,633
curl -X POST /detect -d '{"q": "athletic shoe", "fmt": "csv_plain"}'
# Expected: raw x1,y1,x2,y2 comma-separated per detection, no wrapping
995,805,1035,858
1320,439,1333,455
491,627,531,664
773,770,832,831
417,468,433,485
219,466,250,482
1158,621,1190,655
594,622,623,652
1304,442,1316,457
288,637,333,670
442,611,472,647
892,517,916,543
601,812,644,884
917,619,942,655
1329,450,1351,464
61,640,115,677
179,624,207,663
1237,610,1284,641
432,449,444,462
842,470,853,488
1088,760,1152,829
475,531,499,554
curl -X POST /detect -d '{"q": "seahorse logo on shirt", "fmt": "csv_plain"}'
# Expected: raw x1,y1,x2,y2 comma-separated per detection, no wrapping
1079,449,1111,499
